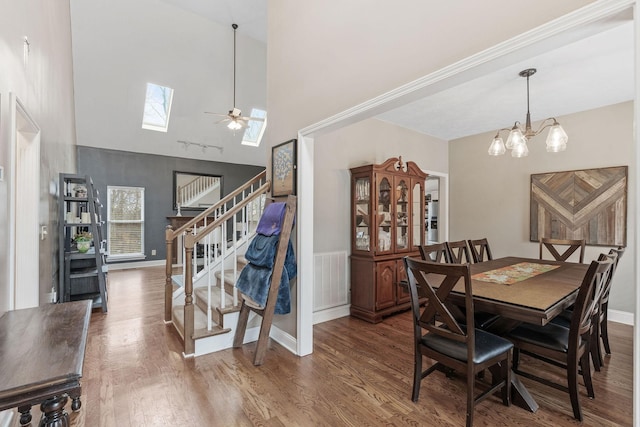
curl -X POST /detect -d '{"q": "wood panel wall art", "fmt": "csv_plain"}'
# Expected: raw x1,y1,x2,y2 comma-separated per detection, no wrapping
530,166,627,247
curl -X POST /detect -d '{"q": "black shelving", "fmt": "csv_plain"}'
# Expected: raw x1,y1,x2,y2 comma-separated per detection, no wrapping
59,174,108,312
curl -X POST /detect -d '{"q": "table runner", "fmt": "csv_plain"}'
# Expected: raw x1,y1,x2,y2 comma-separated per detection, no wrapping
471,262,560,285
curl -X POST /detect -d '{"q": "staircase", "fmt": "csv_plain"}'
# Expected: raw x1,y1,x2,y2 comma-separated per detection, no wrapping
165,171,270,357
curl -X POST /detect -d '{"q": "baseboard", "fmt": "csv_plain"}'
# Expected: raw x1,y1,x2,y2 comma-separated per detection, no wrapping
608,309,633,326
107,260,165,270
313,304,350,325
269,325,297,355
0,410,14,427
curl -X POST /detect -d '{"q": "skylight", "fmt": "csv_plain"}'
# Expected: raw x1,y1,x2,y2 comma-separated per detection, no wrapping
241,108,267,147
142,83,174,132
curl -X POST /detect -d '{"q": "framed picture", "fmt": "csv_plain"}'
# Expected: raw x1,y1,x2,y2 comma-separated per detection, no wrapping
271,139,297,197
173,171,222,210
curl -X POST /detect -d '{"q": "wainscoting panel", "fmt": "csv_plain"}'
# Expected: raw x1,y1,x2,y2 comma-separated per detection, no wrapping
313,251,349,312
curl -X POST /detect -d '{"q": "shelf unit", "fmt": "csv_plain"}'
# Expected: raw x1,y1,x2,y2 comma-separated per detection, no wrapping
350,157,427,323
58,174,108,312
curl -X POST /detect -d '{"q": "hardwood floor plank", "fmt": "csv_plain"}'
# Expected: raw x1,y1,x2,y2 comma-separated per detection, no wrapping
9,265,631,426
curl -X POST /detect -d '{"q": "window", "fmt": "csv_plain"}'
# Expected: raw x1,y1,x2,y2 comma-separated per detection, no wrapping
241,108,267,147
142,83,173,132
107,186,145,261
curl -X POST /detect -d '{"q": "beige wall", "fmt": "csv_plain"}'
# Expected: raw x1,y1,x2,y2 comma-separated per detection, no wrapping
0,0,77,313
266,0,592,149
273,118,448,335
315,118,448,254
449,101,635,314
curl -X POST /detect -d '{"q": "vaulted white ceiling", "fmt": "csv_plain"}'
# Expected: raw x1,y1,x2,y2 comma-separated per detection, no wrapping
71,1,634,167
376,19,635,141
156,0,267,43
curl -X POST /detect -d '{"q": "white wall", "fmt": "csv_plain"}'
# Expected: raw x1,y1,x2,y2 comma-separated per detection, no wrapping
449,101,635,314
0,0,77,313
314,118,448,254
70,0,267,166
266,0,591,149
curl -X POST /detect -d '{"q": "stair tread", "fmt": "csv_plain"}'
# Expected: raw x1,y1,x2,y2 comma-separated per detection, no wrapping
194,286,236,308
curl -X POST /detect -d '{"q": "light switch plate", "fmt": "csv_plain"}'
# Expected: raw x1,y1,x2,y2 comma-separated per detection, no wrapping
0,166,4,181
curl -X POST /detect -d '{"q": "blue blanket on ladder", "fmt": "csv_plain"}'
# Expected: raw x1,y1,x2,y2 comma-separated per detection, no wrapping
235,203,296,314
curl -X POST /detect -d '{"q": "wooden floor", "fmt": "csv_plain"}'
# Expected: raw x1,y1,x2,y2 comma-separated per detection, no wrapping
11,266,633,426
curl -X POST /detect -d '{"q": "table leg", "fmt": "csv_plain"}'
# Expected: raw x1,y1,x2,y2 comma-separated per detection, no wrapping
18,405,31,426
39,395,69,427
69,386,82,412
511,374,539,412
488,364,539,412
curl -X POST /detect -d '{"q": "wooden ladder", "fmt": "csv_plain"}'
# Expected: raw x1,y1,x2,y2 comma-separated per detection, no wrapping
233,195,297,366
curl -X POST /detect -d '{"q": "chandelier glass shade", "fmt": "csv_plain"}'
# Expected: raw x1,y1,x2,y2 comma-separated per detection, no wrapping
488,68,568,157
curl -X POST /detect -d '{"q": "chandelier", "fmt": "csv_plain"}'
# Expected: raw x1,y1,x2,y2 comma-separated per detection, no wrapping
488,68,568,157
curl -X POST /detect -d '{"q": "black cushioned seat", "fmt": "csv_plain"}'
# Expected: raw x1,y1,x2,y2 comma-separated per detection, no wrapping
508,322,574,353
423,327,514,364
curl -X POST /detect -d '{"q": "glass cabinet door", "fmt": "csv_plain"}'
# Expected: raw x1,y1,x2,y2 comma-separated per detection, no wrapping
411,179,424,248
354,177,371,251
377,176,392,253
395,178,409,251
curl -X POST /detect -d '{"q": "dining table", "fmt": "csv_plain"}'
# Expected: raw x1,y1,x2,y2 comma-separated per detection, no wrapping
446,256,590,412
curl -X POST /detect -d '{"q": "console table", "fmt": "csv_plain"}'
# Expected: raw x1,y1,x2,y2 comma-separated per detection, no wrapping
0,300,91,426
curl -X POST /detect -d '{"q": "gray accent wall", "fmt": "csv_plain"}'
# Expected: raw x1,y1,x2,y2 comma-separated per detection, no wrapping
77,146,265,262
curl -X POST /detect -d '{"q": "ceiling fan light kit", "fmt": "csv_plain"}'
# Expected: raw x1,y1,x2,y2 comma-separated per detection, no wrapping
205,23,265,131
488,68,568,157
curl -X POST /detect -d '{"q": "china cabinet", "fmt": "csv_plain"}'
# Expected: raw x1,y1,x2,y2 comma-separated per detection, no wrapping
350,157,427,323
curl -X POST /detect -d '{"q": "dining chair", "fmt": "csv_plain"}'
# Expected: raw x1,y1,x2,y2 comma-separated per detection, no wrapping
403,257,512,427
507,256,613,421
446,240,472,264
418,242,450,263
467,238,493,263
593,247,625,368
539,237,586,263
447,240,499,330
549,251,619,372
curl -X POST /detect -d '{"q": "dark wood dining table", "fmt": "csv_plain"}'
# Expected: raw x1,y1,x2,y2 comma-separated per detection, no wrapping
449,256,590,412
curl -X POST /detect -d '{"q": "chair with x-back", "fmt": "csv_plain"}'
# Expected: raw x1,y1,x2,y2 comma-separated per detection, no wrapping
593,246,624,368
418,242,450,263
468,238,493,263
539,237,586,263
507,255,613,421
404,257,512,427
446,240,472,264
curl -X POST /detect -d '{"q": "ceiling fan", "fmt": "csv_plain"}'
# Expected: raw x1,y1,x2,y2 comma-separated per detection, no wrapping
205,23,264,131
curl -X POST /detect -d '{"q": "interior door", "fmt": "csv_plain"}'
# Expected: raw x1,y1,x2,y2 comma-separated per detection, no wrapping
10,94,41,309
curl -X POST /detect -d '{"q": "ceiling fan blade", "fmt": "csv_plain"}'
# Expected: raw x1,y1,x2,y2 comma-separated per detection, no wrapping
239,116,265,122
204,111,230,117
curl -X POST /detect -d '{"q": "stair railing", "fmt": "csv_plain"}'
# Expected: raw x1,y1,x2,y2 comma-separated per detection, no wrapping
177,175,221,208
165,170,269,356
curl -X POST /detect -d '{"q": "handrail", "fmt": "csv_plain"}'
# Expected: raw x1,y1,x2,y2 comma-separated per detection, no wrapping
164,170,270,357
170,170,267,239
186,182,269,247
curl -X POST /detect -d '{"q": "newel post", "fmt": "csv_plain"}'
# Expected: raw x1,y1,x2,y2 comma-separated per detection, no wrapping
183,230,196,356
165,225,174,322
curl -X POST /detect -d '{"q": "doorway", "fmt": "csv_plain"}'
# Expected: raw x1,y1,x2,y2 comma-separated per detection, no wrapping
425,177,440,244
9,94,41,309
